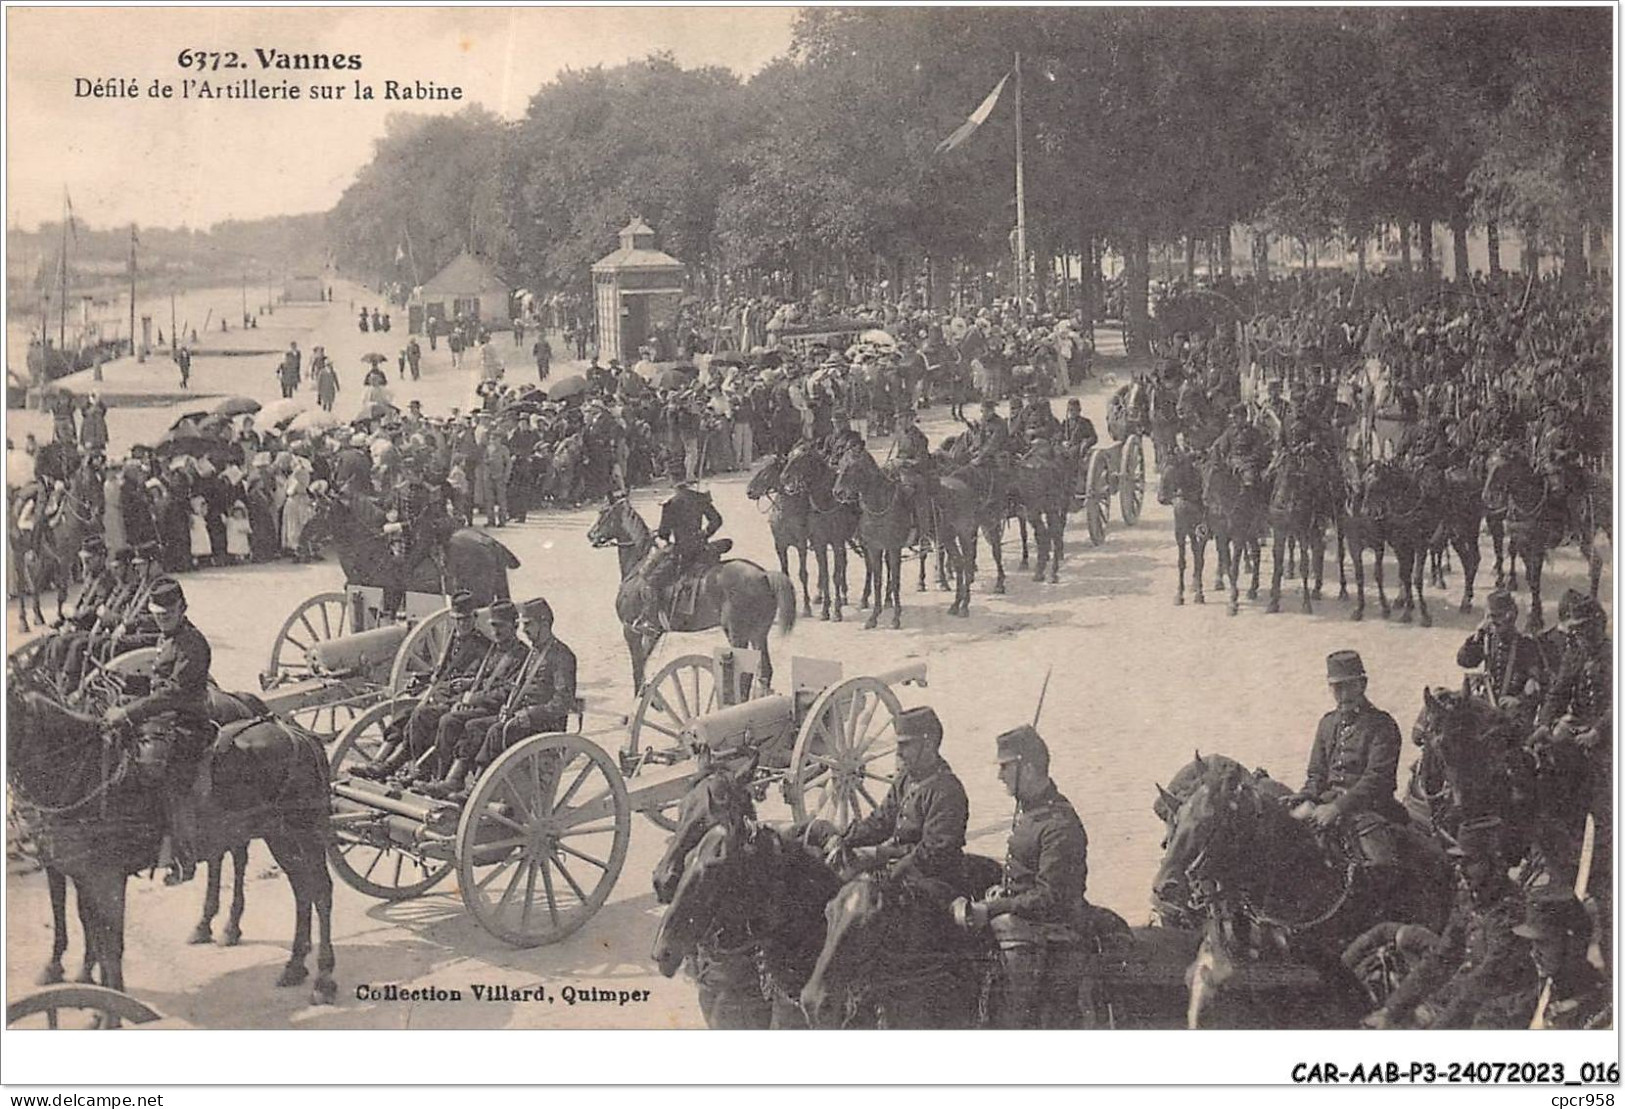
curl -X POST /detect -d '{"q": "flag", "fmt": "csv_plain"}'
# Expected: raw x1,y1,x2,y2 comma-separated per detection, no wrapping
934,73,1009,155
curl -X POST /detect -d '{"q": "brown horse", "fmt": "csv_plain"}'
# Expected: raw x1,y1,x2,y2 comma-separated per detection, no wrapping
1157,449,1210,605
832,448,913,629
8,687,338,1009
1482,449,1606,630
587,495,796,693
1202,458,1266,616
745,454,814,619
779,442,862,622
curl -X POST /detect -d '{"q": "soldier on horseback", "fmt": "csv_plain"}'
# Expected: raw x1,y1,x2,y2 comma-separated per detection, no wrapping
1456,589,1546,727
955,724,1091,1029
1362,816,1532,1029
43,535,115,673
634,470,727,637
1058,398,1097,458
1209,403,1271,485
1286,651,1408,887
1476,887,1611,1029
821,706,969,908
890,407,938,552
103,576,214,884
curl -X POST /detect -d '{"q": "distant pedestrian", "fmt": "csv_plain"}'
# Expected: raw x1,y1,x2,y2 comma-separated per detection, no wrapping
514,318,526,349
533,334,551,381
315,357,341,412
406,337,422,381
176,346,193,389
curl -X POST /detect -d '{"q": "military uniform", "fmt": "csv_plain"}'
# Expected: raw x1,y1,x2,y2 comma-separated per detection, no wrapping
1059,413,1098,457
384,612,492,779
1301,698,1408,824
1456,615,1546,725
424,629,529,777
842,752,969,890
1383,884,1533,1028
468,633,578,765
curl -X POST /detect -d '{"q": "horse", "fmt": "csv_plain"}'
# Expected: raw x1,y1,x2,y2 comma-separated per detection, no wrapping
653,816,849,1029
1482,449,1606,630
800,861,1003,1029
937,435,1014,595
1153,760,1454,1022
8,688,338,1010
779,441,861,622
745,454,814,620
586,494,796,693
1201,457,1266,616
1007,449,1071,585
1157,449,1210,605
1264,448,1334,615
832,448,912,630
1414,461,1486,613
1358,461,1433,626
1410,685,1591,893
310,488,519,607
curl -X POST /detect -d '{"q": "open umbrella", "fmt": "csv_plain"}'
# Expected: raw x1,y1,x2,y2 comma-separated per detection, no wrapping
547,374,591,400
289,409,341,434
211,395,262,418
259,397,308,428
170,411,213,431
355,401,399,422
360,352,390,366
860,328,898,349
650,368,692,391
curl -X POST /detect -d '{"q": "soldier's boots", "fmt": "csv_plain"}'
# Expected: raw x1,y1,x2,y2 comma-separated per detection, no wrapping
422,759,471,800
353,742,409,781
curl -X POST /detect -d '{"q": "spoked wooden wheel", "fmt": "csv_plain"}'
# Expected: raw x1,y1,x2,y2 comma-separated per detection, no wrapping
456,733,630,947
7,984,164,1029
627,654,719,830
787,676,901,830
1119,434,1146,525
264,591,354,686
1084,450,1112,547
287,697,366,743
327,695,454,900
389,607,452,696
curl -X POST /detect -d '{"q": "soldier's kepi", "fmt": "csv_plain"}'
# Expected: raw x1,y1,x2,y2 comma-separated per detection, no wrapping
1290,649,1406,887
104,575,214,885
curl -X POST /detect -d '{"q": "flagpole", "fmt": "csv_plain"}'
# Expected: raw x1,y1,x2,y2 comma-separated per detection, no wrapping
1014,51,1028,319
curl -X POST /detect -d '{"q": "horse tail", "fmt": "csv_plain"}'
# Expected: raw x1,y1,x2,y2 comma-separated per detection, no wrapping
769,571,797,635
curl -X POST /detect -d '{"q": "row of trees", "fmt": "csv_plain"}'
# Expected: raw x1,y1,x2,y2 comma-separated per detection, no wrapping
326,8,1610,329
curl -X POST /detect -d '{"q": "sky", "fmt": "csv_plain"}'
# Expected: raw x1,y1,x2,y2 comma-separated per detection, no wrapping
6,6,797,232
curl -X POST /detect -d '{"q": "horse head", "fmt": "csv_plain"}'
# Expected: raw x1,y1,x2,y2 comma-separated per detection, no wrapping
650,820,762,978
1412,686,1518,819
745,455,783,501
1153,762,1265,913
832,448,875,506
801,873,892,1027
652,763,757,905
5,688,104,805
586,495,642,550
1157,451,1200,507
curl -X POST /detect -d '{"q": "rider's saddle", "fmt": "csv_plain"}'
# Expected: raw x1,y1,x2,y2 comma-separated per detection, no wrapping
667,539,733,618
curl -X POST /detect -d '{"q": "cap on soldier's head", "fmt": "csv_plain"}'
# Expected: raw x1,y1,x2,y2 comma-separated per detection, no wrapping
1445,814,1503,859
895,706,943,745
147,576,186,613
1486,589,1517,618
1325,649,1366,684
1558,588,1603,630
1512,885,1591,941
80,535,107,557
450,590,477,617
520,597,554,624
489,599,518,625
995,724,1049,771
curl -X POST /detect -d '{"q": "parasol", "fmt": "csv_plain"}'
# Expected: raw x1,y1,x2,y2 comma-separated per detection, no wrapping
211,395,262,418
289,409,341,433
547,374,591,400
170,411,213,431
259,397,308,428
859,328,898,349
360,352,390,366
650,368,692,391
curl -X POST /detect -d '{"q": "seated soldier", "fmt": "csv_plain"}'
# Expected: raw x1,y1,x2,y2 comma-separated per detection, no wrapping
956,725,1090,1029
821,706,969,907
355,590,491,780
1363,816,1532,1029
1456,589,1545,727
46,535,115,672
1058,398,1097,459
1472,886,1610,1029
1208,403,1270,484
64,546,136,688
1286,650,1408,899
889,408,937,550
427,597,577,802
104,577,213,884
104,542,166,659
401,598,529,785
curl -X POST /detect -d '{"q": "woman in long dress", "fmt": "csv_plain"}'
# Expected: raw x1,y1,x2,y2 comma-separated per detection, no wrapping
280,460,315,559
315,358,341,412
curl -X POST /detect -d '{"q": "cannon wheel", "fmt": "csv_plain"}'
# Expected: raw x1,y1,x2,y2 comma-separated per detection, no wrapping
265,591,355,686
327,695,454,900
7,984,164,1029
287,698,366,744
1119,434,1146,525
1083,450,1112,547
627,653,765,831
390,606,452,696
455,732,630,947
787,675,901,830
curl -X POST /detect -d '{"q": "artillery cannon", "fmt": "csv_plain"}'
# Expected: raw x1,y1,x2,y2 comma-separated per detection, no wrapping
326,648,929,947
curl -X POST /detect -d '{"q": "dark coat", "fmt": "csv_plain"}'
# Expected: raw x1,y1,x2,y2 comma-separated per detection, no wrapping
1301,698,1408,823
989,782,1089,926
843,755,969,883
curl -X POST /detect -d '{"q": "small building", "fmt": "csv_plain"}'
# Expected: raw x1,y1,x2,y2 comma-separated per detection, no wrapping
410,250,512,334
592,218,685,363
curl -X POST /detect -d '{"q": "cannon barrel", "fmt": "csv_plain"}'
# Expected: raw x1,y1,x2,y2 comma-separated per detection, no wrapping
870,661,928,690
333,778,456,825
306,625,411,677
680,694,796,754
